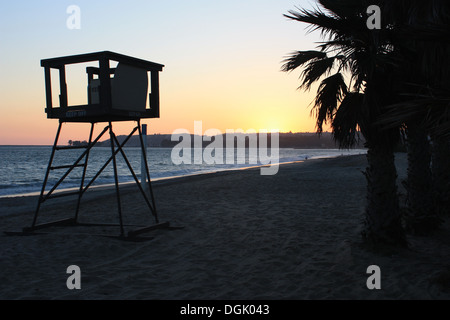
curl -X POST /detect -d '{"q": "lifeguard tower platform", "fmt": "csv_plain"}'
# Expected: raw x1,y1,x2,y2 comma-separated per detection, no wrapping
25,51,168,239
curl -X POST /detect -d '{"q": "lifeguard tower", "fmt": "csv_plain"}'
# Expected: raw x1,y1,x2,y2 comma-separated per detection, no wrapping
25,51,168,239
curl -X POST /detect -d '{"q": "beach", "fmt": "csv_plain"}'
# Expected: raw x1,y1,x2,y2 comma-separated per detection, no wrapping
1,153,450,300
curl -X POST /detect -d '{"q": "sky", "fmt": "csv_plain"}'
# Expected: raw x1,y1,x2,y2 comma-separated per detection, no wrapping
0,0,325,145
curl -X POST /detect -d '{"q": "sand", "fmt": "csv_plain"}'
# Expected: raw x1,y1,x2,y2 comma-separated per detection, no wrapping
1,153,450,300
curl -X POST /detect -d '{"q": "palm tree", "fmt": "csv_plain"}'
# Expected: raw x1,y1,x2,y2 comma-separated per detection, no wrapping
282,0,407,246
379,0,450,230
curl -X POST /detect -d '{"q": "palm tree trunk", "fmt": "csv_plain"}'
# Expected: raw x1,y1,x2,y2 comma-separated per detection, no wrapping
431,135,450,217
405,121,438,234
363,142,407,246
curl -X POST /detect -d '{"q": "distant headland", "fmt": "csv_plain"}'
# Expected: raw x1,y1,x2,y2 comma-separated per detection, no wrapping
70,132,368,149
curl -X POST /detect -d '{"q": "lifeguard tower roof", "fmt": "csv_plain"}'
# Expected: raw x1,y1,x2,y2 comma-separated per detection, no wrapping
41,51,164,122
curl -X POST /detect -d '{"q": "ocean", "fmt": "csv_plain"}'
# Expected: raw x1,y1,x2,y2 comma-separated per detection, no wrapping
0,146,366,197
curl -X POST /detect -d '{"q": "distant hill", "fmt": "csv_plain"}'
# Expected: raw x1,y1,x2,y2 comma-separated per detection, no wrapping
93,132,366,149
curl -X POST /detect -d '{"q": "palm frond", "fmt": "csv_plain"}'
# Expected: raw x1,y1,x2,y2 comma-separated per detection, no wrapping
300,55,337,90
281,50,327,72
284,7,353,40
313,73,348,133
332,92,364,148
379,97,450,137
318,0,370,18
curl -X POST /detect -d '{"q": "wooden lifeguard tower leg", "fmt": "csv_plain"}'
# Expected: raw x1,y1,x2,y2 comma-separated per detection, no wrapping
31,121,63,229
109,125,157,220
137,120,159,223
109,122,125,237
26,122,109,232
74,122,95,222
103,122,169,238
105,121,170,238
126,121,171,238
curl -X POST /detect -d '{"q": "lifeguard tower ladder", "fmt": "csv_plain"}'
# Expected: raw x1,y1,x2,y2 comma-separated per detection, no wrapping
25,51,168,239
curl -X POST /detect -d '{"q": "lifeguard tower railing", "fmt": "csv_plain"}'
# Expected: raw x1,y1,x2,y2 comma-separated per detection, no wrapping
41,51,163,122
24,51,169,240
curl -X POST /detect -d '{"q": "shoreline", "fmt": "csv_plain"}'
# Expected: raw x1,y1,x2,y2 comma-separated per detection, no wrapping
0,151,368,199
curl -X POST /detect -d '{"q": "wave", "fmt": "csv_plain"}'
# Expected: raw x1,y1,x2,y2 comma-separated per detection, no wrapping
0,148,366,198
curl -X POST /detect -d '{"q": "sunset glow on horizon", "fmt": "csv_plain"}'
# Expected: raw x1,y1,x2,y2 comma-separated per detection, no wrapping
0,0,325,146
